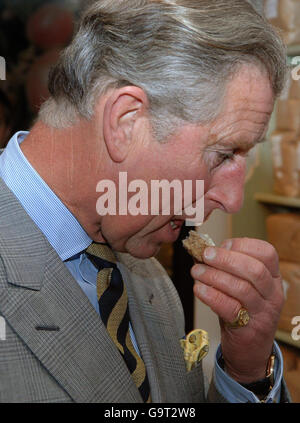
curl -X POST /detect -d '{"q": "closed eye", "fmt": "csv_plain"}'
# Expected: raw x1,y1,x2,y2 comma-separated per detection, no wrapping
206,148,250,169
217,151,235,162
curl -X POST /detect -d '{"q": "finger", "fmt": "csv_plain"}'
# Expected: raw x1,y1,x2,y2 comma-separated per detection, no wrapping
191,263,264,313
193,281,242,325
221,238,280,278
202,246,274,299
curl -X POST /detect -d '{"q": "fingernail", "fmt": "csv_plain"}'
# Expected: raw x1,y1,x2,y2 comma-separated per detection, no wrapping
204,247,216,260
192,264,206,279
222,239,233,250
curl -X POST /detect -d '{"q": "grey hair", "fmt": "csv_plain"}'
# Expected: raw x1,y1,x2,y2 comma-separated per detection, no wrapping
39,0,287,140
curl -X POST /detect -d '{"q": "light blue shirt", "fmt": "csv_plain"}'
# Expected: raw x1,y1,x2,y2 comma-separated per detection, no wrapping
0,132,283,403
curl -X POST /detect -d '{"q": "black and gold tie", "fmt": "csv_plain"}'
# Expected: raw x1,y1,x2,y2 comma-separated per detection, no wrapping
86,242,151,403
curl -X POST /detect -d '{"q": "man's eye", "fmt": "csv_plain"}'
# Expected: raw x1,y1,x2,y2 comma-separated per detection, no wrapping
206,147,249,170
218,151,234,162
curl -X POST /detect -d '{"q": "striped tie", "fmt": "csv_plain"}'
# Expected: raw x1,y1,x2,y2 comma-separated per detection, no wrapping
86,242,151,403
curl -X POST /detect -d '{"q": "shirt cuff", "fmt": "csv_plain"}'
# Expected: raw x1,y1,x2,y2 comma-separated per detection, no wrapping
214,342,283,403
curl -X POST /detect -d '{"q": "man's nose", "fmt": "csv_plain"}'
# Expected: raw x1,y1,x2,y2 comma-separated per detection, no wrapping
216,170,246,214
221,183,245,214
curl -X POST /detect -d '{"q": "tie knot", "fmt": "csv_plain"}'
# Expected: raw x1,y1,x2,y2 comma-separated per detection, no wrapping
86,242,117,269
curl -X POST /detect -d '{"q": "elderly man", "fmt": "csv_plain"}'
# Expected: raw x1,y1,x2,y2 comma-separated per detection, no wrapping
0,0,291,403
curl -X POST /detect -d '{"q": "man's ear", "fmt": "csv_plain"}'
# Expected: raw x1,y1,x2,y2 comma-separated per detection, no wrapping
102,86,148,163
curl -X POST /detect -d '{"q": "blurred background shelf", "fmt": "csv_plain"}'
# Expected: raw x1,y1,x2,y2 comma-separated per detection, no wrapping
255,192,300,209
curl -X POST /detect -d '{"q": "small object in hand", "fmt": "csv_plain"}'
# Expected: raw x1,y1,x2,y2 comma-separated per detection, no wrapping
182,230,215,263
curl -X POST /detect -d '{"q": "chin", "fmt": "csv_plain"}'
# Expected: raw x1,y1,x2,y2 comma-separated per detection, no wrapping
124,239,162,260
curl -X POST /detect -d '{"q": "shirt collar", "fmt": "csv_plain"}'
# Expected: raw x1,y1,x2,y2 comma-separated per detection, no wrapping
0,131,92,261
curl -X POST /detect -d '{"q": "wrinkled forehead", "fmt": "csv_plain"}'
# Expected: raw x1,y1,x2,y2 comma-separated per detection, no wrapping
206,65,275,150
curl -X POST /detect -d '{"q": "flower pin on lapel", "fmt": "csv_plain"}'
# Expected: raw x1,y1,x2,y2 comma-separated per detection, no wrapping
180,329,209,372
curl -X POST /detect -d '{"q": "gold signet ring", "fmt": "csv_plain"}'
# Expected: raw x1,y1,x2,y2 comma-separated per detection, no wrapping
225,308,250,329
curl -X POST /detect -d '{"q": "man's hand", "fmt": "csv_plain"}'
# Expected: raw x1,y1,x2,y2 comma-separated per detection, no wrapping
191,238,284,384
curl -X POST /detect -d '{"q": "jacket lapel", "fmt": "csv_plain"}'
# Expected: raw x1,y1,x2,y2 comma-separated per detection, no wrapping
117,254,200,403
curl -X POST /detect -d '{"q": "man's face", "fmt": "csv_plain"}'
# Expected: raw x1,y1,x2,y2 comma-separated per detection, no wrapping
100,65,274,258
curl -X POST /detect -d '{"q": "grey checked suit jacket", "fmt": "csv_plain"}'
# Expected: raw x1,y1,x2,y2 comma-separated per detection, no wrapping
0,178,291,403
